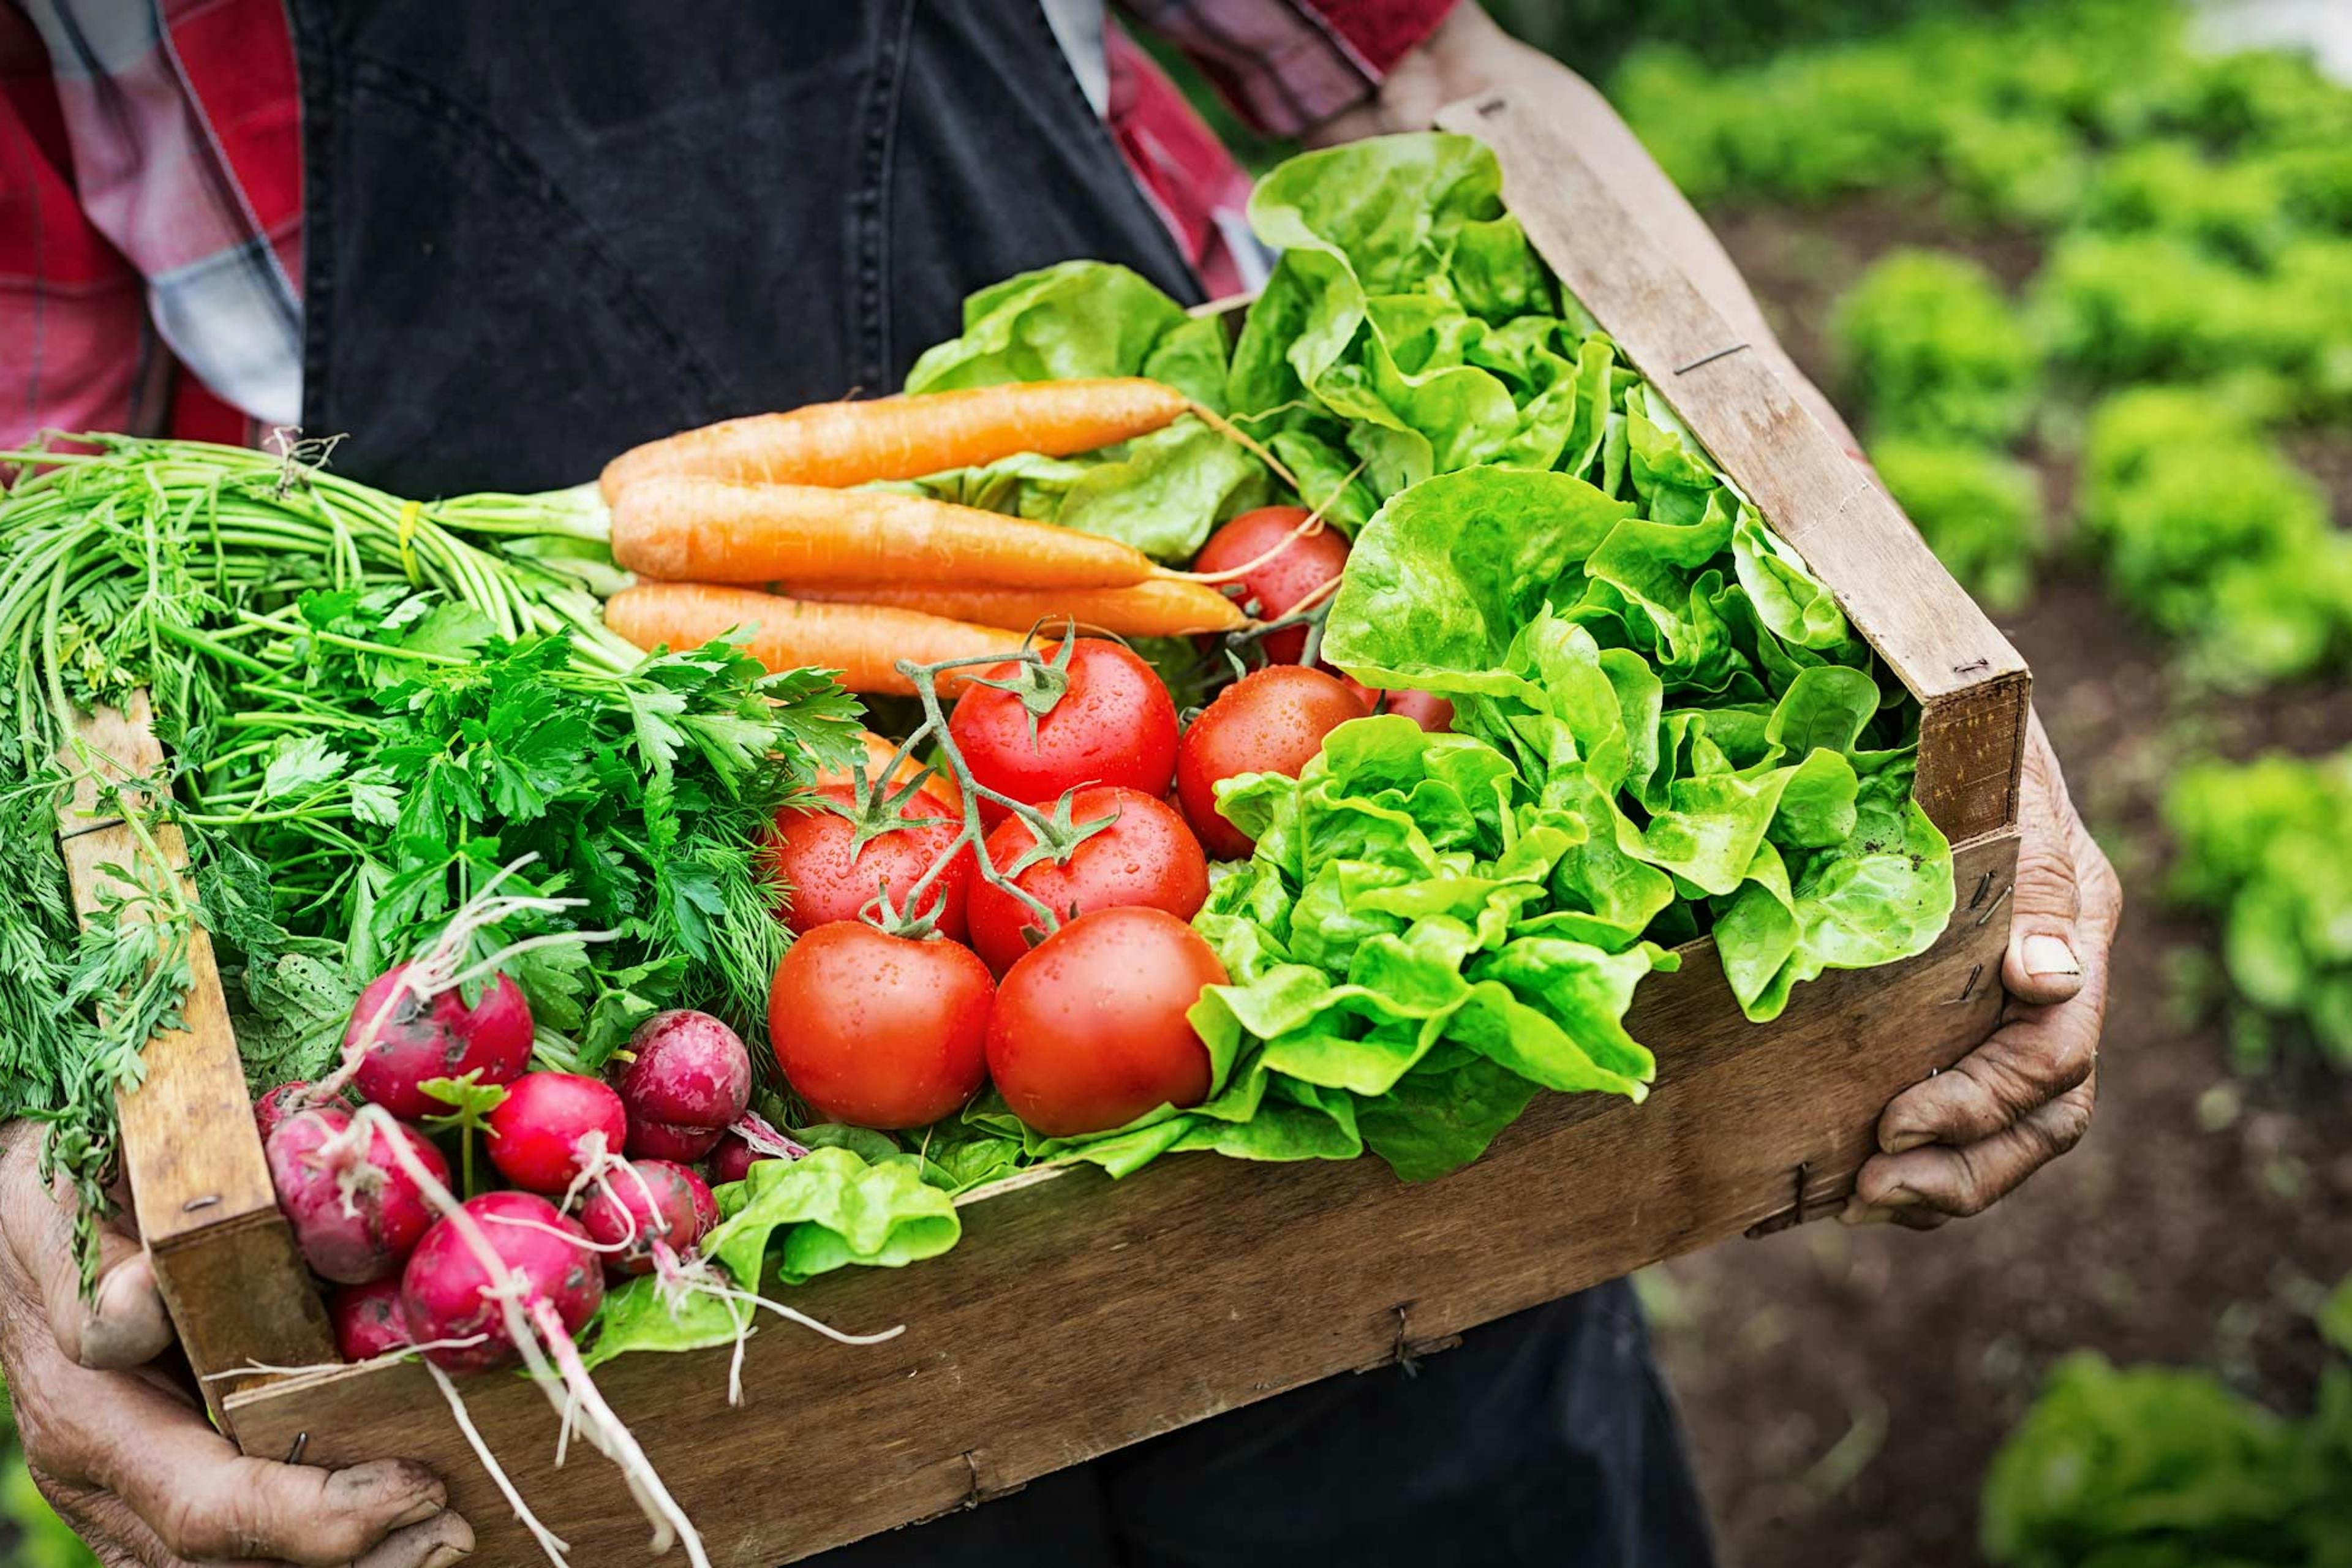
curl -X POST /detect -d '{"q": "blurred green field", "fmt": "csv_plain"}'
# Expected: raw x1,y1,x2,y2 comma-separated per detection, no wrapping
1593,2,2352,1562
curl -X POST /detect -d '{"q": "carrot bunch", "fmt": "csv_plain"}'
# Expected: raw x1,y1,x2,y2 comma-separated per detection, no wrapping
598,380,1250,694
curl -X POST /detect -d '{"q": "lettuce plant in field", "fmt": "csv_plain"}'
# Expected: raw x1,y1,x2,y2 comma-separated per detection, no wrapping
2163,749,2352,1071
1832,249,2041,444
1869,437,2040,612
2076,388,2352,687
2080,140,2291,266
2035,232,2352,412
1981,1278,2352,1567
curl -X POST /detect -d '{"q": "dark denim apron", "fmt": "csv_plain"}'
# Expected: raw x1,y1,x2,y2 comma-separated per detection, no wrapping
288,0,1200,494
285,4,1716,1560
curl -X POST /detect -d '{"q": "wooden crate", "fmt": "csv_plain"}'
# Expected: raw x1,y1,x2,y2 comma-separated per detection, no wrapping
77,92,2028,1567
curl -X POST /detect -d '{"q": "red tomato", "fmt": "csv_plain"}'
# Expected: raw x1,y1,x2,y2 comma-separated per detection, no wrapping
965,786,1210,974
1340,677,1454,733
1193,506,1350,665
948,639,1178,826
770,922,993,1129
1176,666,1369,861
763,784,972,938
986,907,1226,1137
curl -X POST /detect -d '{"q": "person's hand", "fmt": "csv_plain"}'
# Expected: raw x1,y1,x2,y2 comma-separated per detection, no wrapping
1844,712,2120,1227
0,1122,473,1567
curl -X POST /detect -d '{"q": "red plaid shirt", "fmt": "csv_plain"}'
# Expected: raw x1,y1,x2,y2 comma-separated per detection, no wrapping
2,0,1452,450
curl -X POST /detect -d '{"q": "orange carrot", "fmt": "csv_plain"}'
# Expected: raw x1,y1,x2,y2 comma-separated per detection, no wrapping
611,477,1158,590
778,578,1248,638
598,379,1191,500
814,730,964,813
604,582,1023,695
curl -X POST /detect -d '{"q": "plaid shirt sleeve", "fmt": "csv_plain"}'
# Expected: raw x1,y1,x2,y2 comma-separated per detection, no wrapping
2,0,303,450
1115,0,1458,137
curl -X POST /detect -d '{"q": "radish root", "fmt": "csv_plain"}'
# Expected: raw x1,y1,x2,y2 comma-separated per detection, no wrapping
728,1113,811,1161
353,1104,711,1568
429,1360,576,1568
1185,400,1300,490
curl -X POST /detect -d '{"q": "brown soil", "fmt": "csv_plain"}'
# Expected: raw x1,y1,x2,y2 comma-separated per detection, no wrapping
1653,205,2352,1568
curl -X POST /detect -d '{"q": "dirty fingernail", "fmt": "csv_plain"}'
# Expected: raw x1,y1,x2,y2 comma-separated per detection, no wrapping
1839,1199,1891,1227
393,1496,448,1529
1882,1128,1932,1155
2022,934,2081,978
422,1546,473,1568
1877,1185,1920,1207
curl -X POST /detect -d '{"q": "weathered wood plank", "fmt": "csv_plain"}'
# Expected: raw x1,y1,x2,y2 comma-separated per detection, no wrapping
225,832,2018,1567
56,687,168,835
1434,91,2031,843
59,709,337,1426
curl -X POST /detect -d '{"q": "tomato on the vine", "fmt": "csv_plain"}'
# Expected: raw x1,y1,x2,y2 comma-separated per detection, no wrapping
1176,665,1368,861
1193,506,1349,666
814,729,961,812
965,786,1210,974
948,638,1178,824
986,907,1226,1137
763,783,972,938
770,922,993,1129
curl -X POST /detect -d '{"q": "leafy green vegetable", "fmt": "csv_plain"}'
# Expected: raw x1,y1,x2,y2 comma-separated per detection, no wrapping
2032,231,2352,412
583,1146,959,1367
1142,134,1952,1178
2082,140,2291,266
1611,1,2320,228
1225,135,1615,523
896,261,1267,559
1616,0,2352,696
2163,748,2352,1070
903,260,1194,392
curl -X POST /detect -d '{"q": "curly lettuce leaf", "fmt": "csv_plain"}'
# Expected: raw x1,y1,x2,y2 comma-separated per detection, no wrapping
582,1147,959,1367
893,261,1262,559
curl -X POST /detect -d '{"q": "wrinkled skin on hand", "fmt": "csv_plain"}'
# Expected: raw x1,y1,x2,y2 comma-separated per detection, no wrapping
1845,712,2120,1227
0,1122,473,1567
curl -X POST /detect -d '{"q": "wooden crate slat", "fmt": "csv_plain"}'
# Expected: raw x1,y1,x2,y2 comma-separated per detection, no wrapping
225,831,2016,1567
56,688,169,835
1434,92,2030,844
58,710,337,1426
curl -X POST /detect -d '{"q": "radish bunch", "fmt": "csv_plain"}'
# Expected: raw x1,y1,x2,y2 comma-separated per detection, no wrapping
255,948,783,1568
260,978,762,1363
249,859,894,1568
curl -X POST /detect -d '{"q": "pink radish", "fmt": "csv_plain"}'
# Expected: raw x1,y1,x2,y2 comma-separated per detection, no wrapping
626,1117,726,1162
346,964,535,1118
331,1278,413,1362
577,1160,720,1276
486,1072,627,1194
613,1011,751,1130
708,1133,767,1185
399,1191,605,1376
266,1107,450,1284
254,1080,317,1142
